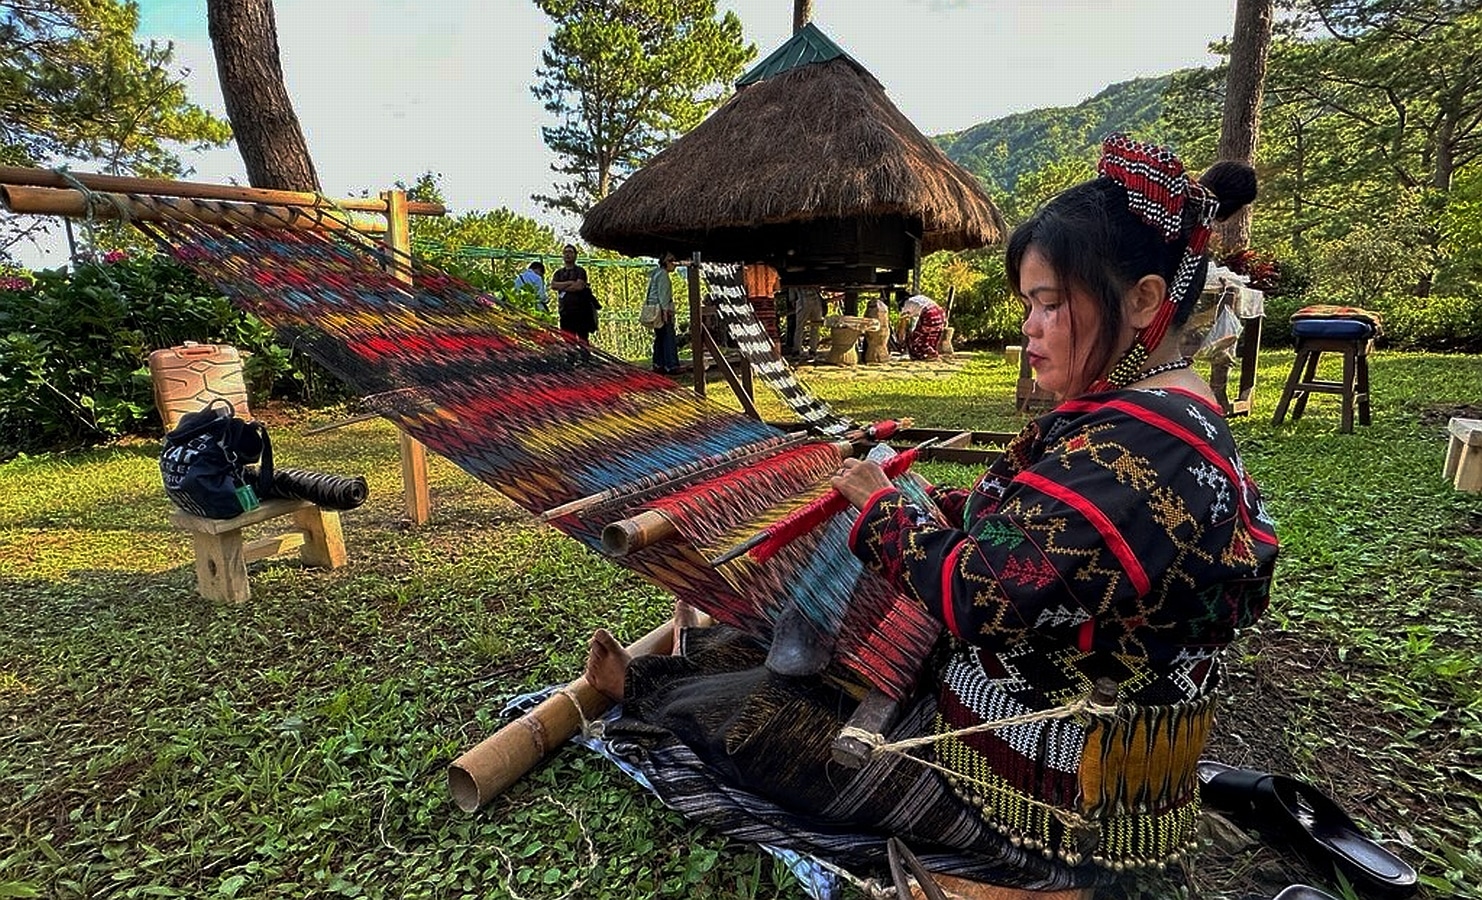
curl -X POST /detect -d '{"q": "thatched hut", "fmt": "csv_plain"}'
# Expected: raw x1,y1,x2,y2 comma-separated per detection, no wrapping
580,24,1004,287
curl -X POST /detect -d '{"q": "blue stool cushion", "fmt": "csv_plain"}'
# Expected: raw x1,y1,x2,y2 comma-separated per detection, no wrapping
1292,318,1374,339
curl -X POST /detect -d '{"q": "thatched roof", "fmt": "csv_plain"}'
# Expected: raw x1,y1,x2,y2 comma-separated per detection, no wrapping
580,25,1004,267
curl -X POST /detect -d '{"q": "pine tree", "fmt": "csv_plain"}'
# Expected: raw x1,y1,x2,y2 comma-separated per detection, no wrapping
531,0,754,216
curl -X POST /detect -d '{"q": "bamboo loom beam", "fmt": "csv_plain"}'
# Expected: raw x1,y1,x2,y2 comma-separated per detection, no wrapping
539,430,812,523
0,185,386,233
0,165,445,216
447,618,674,812
600,439,857,556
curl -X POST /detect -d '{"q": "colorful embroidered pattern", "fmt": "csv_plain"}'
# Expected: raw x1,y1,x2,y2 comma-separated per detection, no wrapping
849,387,1277,866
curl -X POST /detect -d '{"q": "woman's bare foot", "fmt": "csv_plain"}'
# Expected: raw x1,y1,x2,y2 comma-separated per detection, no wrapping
584,628,631,703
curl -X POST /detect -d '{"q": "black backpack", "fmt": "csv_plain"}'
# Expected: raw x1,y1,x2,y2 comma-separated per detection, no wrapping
159,399,274,519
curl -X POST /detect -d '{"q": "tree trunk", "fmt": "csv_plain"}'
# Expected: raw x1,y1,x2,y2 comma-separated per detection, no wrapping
1215,0,1274,253
793,0,812,32
207,0,319,192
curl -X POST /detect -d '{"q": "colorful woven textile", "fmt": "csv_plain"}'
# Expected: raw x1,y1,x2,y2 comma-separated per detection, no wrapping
1291,304,1384,334
615,626,1106,891
141,217,934,699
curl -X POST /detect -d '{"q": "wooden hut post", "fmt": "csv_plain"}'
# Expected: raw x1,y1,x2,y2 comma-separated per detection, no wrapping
688,252,705,397
911,235,922,294
382,188,431,526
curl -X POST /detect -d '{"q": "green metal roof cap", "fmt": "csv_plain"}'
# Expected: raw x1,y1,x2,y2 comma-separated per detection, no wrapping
736,22,858,87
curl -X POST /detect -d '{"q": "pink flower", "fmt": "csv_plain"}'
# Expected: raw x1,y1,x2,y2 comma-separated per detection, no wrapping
0,276,30,292
103,249,128,263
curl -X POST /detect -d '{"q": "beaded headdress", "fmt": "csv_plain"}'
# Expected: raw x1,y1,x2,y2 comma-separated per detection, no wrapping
1088,133,1219,392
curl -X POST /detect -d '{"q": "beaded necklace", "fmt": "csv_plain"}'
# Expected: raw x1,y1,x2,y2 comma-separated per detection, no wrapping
1129,355,1193,384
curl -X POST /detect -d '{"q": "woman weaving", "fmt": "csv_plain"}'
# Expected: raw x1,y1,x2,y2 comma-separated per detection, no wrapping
585,135,1279,893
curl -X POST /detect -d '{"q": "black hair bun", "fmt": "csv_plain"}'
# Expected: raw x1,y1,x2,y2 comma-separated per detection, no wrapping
1200,161,1258,221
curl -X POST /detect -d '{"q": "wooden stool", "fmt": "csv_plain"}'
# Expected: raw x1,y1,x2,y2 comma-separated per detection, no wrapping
1445,417,1482,493
1271,335,1373,433
170,499,346,602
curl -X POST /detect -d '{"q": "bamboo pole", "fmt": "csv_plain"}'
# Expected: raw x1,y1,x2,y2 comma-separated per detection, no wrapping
602,509,677,556
447,618,674,812
0,185,386,233
600,439,857,556
0,165,444,216
539,430,813,523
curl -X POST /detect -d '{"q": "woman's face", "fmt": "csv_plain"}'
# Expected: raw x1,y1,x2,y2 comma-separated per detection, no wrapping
1018,247,1107,398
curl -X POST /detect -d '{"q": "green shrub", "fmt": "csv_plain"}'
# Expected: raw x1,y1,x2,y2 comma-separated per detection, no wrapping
949,283,1025,346
919,249,1023,347
1370,293,1482,353
0,253,339,456
1257,288,1482,352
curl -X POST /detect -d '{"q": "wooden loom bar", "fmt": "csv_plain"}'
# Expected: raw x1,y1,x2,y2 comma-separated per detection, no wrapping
382,188,432,527
539,430,815,523
447,617,674,812
0,185,386,233
0,165,445,216
700,326,760,419
600,440,857,557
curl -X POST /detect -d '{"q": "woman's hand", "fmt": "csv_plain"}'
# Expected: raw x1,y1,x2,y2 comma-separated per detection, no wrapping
830,458,894,509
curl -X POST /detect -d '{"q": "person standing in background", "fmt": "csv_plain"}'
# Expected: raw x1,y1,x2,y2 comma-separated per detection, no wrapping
742,262,782,352
552,244,600,342
512,260,549,312
648,252,681,374
789,286,825,361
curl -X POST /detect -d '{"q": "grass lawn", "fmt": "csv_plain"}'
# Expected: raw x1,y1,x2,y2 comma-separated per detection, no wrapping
1,348,1479,899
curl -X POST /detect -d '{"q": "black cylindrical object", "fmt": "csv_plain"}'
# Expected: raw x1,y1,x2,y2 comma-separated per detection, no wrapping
248,466,369,510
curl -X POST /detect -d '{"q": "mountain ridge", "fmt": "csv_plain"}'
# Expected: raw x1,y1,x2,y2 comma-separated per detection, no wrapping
933,74,1171,196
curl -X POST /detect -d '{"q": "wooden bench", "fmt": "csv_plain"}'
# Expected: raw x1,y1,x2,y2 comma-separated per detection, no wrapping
170,498,346,602
1445,417,1482,493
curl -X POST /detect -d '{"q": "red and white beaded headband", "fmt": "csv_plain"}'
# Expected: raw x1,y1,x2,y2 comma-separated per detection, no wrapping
1087,134,1220,391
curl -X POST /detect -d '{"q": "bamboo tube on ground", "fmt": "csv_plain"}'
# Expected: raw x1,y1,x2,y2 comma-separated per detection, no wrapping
447,619,674,812
0,165,445,216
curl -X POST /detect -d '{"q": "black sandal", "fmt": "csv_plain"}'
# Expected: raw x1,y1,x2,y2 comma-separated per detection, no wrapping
1197,761,1417,897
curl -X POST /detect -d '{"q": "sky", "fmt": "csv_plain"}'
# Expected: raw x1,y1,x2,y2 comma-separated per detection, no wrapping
12,0,1242,267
